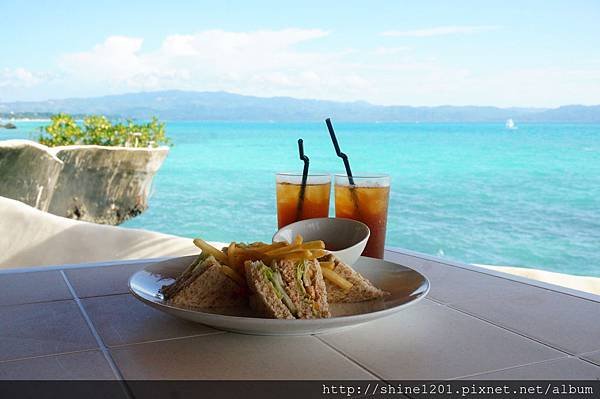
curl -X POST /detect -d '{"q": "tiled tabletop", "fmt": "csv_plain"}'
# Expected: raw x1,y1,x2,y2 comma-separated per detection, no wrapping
1,249,599,382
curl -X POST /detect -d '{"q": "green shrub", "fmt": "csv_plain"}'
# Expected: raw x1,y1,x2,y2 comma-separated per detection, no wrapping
38,114,171,148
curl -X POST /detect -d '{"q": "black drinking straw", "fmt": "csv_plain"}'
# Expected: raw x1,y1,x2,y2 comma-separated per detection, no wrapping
296,138,309,217
326,118,362,214
325,118,355,185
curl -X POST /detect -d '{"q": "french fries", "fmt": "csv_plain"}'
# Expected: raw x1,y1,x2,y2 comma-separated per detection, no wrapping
227,242,237,269
280,249,312,260
321,267,353,290
193,238,228,264
293,234,303,245
192,235,329,281
232,248,273,268
300,240,326,250
319,261,335,270
264,240,325,256
308,249,327,259
220,265,246,286
265,243,301,256
253,242,287,253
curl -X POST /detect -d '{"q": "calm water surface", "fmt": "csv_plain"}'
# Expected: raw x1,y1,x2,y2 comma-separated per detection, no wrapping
6,121,600,276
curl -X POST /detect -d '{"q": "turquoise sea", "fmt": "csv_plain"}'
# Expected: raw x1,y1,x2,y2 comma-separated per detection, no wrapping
5,121,600,277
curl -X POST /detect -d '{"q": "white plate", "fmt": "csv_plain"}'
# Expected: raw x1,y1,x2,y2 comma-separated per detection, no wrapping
129,255,430,336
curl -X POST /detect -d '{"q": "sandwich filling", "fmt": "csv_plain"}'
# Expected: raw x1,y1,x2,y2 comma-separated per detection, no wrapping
246,259,330,319
295,260,320,316
276,259,330,319
258,263,297,316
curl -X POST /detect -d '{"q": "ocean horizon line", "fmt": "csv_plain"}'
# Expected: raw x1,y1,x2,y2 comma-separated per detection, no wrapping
4,119,600,126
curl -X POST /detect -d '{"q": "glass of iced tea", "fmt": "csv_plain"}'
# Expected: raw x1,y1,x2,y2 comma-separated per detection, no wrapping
276,173,331,229
334,174,390,259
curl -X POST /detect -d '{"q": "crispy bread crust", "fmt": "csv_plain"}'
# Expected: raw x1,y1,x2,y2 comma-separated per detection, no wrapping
321,255,390,303
244,261,294,319
160,255,209,299
168,263,245,308
162,255,245,308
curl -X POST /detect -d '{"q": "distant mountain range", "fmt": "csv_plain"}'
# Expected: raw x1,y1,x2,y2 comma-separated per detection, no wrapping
1,90,599,122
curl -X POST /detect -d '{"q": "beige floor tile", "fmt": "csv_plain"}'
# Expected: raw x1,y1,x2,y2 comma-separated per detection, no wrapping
318,301,563,380
0,350,116,380
452,288,600,355
0,300,97,361
111,333,376,380
385,251,600,356
0,270,71,306
82,294,218,346
64,263,150,298
385,251,518,304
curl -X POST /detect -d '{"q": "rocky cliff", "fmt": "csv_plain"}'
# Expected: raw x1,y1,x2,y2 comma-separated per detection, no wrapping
0,140,168,224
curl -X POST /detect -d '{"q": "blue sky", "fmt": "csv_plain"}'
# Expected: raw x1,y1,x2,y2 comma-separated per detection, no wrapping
1,0,599,106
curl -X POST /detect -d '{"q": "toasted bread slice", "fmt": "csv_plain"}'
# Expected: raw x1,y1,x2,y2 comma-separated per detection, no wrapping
161,255,245,308
160,254,208,299
272,259,330,319
320,254,389,302
244,261,294,319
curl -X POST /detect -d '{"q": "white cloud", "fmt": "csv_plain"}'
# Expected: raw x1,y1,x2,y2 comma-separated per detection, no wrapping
381,25,499,37
60,36,156,88
0,67,44,88
56,29,374,100
5,28,599,107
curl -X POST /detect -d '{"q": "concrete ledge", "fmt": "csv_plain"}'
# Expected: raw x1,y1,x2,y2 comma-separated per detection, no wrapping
0,140,169,224
0,140,63,211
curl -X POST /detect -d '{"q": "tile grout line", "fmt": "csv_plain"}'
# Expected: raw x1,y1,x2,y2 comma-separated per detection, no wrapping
431,298,578,357
76,291,147,301
578,349,600,366
446,301,600,362
319,298,586,382
314,335,384,381
12,254,592,382
448,357,577,380
0,297,75,308
0,348,101,365
0,257,172,275
411,299,600,377
405,299,589,381
385,248,600,304
578,356,600,368
108,330,228,349
59,271,134,398
59,271,123,377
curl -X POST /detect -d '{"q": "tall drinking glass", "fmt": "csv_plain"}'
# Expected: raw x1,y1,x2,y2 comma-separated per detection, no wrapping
334,174,390,258
276,173,331,229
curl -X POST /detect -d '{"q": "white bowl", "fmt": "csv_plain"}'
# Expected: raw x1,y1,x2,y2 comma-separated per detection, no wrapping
272,218,370,265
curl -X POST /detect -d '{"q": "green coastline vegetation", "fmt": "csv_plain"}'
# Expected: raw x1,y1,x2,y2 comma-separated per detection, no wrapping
37,113,170,147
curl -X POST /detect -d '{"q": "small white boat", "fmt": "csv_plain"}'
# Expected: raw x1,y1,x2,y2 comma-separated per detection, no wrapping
505,118,517,130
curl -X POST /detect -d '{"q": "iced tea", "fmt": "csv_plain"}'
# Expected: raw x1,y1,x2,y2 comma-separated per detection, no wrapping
276,173,331,228
335,175,390,258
